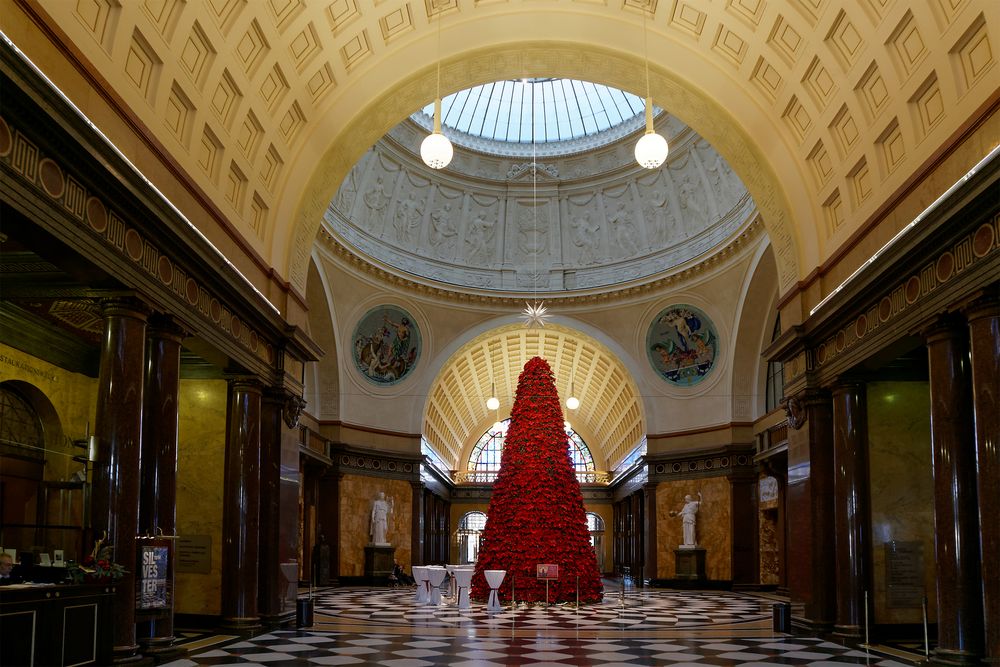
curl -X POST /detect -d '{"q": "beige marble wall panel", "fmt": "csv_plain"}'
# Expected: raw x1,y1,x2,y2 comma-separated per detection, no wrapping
0,343,96,482
340,475,413,576
656,477,731,580
867,381,936,624
175,379,227,615
759,510,779,585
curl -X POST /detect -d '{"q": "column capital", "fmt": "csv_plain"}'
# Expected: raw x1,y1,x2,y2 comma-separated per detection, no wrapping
225,375,264,394
147,314,189,341
964,293,1000,322
922,312,967,343
100,295,151,321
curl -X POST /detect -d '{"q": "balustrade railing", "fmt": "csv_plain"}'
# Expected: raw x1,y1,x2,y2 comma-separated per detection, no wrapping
454,469,610,484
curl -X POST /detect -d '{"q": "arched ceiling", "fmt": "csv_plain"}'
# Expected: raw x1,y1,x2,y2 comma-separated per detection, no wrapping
424,324,644,472
21,0,998,303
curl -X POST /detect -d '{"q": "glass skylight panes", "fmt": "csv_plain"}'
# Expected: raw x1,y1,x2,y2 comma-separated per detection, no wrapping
421,78,645,145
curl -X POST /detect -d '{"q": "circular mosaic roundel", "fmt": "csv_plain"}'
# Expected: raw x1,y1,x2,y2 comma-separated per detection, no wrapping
352,305,421,385
646,304,719,387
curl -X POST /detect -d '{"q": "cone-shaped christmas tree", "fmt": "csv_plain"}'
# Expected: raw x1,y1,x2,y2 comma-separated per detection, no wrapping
471,356,603,604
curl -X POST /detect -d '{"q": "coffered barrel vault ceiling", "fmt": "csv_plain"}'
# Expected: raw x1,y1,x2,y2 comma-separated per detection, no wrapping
423,324,644,472
21,0,999,298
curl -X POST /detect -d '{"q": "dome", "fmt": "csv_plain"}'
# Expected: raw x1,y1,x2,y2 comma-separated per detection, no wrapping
325,81,754,296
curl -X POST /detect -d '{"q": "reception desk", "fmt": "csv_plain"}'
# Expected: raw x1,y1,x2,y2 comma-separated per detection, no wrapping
0,583,114,666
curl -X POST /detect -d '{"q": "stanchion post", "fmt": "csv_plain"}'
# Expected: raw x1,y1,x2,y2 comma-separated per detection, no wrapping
861,589,870,649
922,595,929,657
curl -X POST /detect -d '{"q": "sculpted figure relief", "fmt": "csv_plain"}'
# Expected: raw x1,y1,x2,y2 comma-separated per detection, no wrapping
570,212,602,265
364,176,391,227
677,174,707,236
429,203,458,257
608,202,640,257
393,191,423,245
465,211,496,263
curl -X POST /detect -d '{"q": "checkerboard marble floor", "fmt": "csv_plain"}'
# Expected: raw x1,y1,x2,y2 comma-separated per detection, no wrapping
163,587,914,666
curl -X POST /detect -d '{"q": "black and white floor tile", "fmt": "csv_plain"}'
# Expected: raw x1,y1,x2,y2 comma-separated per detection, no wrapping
163,588,915,667
313,588,772,630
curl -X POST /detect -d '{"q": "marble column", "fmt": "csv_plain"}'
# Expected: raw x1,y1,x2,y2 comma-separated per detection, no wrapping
785,389,835,629
643,483,658,585
410,481,425,566
926,319,984,664
257,390,286,627
136,317,185,655
967,298,999,663
729,469,759,588
316,470,341,584
220,378,263,632
92,297,149,663
831,383,872,639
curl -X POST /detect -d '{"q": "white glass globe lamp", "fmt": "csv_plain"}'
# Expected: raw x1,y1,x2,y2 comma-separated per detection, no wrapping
486,396,500,411
421,98,453,169
566,395,580,410
634,97,668,169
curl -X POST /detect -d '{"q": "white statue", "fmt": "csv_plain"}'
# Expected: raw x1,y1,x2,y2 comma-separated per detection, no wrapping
370,491,394,545
670,492,702,548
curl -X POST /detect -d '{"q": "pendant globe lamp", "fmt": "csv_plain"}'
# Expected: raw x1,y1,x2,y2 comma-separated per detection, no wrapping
634,7,668,169
486,381,500,411
566,380,580,410
421,3,453,169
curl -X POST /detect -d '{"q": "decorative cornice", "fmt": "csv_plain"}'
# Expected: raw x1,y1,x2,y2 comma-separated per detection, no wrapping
331,444,422,481
813,213,999,372
0,111,279,369
645,445,755,482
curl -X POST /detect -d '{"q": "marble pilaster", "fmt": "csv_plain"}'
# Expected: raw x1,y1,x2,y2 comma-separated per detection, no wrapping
784,389,835,629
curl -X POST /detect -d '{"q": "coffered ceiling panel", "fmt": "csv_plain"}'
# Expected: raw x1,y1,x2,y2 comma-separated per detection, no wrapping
19,0,998,299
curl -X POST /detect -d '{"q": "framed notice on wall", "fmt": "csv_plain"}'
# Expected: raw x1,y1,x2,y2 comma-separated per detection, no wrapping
885,541,924,608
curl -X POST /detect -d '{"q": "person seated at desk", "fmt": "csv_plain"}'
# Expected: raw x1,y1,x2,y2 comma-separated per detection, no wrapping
0,553,24,585
390,559,414,586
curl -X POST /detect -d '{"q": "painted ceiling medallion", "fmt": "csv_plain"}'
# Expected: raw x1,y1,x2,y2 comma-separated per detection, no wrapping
646,304,718,387
352,305,421,385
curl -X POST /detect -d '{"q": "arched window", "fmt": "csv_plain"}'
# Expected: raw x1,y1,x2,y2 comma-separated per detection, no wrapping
765,315,784,413
586,512,605,572
0,384,45,459
457,511,487,564
468,418,595,475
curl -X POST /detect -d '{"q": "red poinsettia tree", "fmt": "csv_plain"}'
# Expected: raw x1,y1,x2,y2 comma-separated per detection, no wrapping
471,356,603,604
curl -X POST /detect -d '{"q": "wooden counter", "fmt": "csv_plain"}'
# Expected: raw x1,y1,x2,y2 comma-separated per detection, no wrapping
0,583,114,666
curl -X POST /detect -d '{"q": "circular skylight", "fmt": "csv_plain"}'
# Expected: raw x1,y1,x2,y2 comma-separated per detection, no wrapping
414,79,648,156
